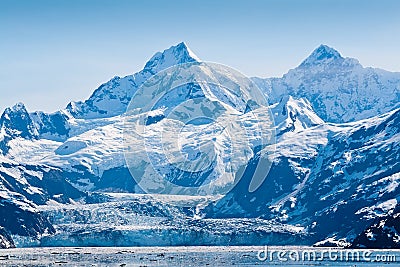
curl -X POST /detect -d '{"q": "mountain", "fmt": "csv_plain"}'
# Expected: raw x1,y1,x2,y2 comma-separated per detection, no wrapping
0,103,39,140
0,42,399,248
299,44,343,67
66,42,200,120
0,103,39,154
206,106,400,245
253,44,400,123
0,158,87,246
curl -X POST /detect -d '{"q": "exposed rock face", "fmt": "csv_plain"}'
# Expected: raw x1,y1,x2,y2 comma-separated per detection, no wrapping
0,227,15,249
352,204,400,249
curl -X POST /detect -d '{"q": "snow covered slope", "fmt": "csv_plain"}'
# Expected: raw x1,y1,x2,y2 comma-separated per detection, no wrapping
270,96,324,139
253,44,400,123
207,107,400,245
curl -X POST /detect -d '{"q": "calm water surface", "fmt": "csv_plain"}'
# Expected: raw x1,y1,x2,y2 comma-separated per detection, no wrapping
0,246,399,266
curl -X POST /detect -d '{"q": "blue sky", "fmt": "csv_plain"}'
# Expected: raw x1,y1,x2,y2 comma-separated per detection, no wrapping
1,0,399,112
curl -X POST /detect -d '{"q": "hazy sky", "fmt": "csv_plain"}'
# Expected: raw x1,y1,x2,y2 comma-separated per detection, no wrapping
1,0,399,112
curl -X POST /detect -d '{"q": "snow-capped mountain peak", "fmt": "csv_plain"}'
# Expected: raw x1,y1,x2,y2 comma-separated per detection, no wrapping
300,44,342,67
0,102,39,140
66,42,201,119
0,102,40,154
143,42,200,75
253,44,399,123
7,102,27,113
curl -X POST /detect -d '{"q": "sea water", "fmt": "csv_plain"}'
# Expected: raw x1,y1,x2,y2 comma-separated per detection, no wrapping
0,246,399,266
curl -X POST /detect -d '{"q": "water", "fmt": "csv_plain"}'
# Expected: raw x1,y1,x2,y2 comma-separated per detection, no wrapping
0,246,399,266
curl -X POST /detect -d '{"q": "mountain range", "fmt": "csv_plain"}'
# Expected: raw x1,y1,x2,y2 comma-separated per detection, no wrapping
0,42,399,248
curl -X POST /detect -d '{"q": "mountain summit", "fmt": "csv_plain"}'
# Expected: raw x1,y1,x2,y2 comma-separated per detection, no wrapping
0,102,39,140
300,44,343,67
66,42,201,119
253,44,400,123
143,42,200,75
